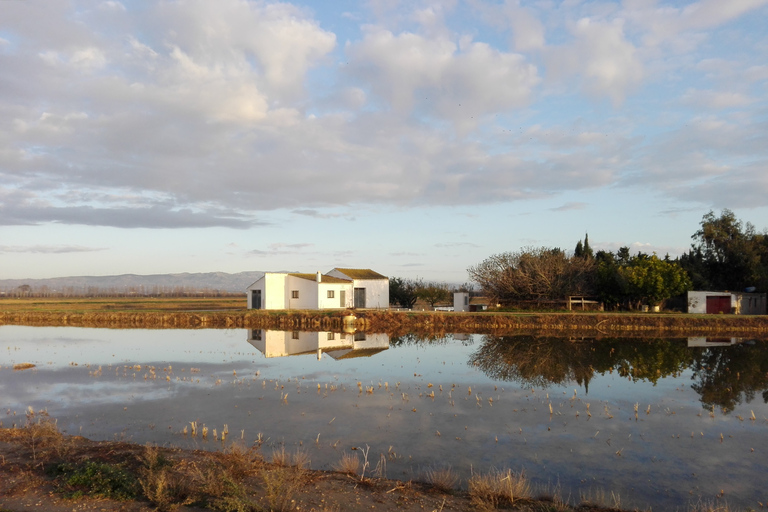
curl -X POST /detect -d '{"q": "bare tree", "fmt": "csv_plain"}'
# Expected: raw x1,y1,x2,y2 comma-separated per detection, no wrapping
467,247,595,305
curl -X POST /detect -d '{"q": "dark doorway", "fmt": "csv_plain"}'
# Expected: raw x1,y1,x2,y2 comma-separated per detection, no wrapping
251,289,262,309
706,295,731,314
353,288,366,308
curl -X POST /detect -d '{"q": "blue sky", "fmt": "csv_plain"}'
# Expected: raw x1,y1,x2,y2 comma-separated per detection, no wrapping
1,0,767,283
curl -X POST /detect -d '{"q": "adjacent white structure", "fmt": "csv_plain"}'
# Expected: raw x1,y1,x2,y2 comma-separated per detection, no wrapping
326,268,389,308
687,291,767,315
247,268,389,310
453,292,490,312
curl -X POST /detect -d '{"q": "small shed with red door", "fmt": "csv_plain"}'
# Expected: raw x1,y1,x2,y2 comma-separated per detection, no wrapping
687,291,767,315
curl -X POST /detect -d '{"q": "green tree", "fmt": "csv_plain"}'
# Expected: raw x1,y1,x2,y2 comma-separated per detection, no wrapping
389,277,421,309
417,281,452,307
619,254,692,307
690,209,767,291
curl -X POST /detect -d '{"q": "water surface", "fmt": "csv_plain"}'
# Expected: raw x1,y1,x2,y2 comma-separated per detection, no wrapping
2,326,767,511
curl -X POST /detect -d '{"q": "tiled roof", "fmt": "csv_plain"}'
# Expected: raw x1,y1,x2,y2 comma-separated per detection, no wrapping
332,268,388,280
289,273,351,284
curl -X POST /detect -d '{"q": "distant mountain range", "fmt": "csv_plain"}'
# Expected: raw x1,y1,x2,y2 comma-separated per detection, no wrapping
0,271,273,294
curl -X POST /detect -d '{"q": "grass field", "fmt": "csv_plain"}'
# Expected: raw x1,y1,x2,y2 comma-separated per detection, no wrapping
0,296,246,313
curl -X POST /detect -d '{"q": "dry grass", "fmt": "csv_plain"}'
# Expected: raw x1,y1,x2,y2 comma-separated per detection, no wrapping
17,412,72,462
333,452,360,476
137,444,195,511
215,441,263,480
578,487,622,510
688,500,739,512
468,468,531,510
270,445,309,469
260,463,307,512
424,465,459,492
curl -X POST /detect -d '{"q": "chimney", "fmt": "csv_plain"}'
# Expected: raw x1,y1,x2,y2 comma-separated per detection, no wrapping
316,271,322,283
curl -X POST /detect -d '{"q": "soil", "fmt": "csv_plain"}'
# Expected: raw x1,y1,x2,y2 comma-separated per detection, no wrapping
0,425,619,512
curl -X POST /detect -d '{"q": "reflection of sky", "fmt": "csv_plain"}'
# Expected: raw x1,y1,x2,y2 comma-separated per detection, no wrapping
1,326,767,511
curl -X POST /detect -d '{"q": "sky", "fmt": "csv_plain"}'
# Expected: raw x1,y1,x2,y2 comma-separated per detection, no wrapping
1,0,767,284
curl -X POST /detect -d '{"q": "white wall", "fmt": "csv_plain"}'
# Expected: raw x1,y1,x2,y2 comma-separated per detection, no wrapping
353,278,389,308
286,275,318,309
687,291,734,314
317,282,353,309
454,292,469,312
262,273,290,310
247,274,287,309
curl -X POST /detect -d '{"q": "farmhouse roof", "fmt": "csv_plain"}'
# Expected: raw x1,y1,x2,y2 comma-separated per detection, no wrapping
332,268,388,280
289,273,351,284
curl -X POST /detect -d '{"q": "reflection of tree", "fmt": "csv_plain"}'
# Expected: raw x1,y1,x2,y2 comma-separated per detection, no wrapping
689,343,768,413
389,333,458,347
466,337,768,411
469,335,694,391
468,336,598,389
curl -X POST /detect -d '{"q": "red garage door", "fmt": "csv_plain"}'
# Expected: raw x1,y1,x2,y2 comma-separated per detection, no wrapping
706,296,731,314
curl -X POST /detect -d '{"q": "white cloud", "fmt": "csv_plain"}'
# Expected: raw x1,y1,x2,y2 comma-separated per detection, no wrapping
545,18,643,105
626,0,768,47
681,89,754,109
346,27,539,125
470,0,545,51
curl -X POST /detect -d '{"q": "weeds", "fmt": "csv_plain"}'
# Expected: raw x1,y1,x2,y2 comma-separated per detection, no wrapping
49,461,138,500
334,452,360,476
18,411,70,462
579,487,622,509
137,444,194,511
260,464,307,512
216,441,263,479
424,465,459,493
270,445,309,469
468,468,531,510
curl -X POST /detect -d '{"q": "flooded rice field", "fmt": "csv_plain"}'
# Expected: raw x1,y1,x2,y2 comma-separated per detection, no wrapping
2,325,768,511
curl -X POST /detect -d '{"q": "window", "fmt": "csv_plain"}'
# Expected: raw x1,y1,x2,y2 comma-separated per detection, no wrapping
292,331,299,339
327,290,335,299
291,290,299,299
327,332,335,340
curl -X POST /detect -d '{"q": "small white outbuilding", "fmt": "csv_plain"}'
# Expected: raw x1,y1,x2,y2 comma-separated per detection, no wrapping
687,291,767,315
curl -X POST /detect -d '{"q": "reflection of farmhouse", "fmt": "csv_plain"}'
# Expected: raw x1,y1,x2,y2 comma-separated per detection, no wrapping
247,330,389,360
687,291,767,315
247,268,389,310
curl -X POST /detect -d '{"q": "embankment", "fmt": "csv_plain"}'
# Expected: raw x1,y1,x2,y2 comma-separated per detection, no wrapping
1,308,767,337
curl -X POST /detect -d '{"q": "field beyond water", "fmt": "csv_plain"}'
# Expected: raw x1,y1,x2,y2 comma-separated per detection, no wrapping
0,297,766,337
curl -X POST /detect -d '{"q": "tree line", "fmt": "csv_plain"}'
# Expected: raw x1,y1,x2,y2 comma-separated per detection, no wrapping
467,210,768,310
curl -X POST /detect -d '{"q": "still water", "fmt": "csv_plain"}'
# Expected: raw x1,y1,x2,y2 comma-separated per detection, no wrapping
2,325,767,510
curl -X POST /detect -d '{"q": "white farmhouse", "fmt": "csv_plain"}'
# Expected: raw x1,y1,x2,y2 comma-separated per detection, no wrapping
246,268,389,310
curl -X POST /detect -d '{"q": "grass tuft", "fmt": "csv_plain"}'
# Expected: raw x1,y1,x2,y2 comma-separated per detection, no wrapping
424,465,459,493
468,468,531,510
333,452,360,476
137,444,194,511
